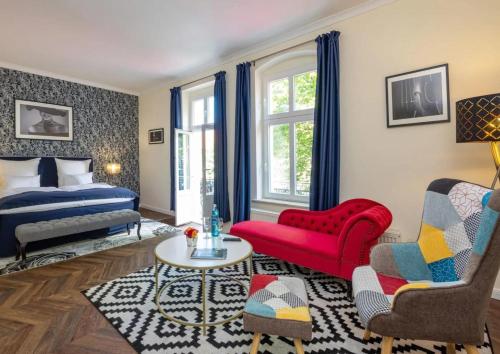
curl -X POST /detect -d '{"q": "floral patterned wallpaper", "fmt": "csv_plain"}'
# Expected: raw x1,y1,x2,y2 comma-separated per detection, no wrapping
0,67,139,193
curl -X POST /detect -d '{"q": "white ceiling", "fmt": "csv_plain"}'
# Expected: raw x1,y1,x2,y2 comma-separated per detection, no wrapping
0,0,372,93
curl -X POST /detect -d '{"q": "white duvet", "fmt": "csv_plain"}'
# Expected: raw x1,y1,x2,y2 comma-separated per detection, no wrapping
0,183,135,215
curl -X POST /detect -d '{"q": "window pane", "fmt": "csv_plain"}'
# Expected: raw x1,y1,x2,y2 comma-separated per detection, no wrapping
295,121,313,196
293,71,317,111
177,134,190,191
269,77,289,114
207,96,214,124
269,124,290,194
192,98,204,126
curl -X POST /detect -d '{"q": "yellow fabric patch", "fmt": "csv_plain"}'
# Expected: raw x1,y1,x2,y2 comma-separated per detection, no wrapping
395,282,430,296
275,307,311,322
418,223,453,263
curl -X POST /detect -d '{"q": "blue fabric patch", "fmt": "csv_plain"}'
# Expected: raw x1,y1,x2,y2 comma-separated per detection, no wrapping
422,191,462,228
428,257,458,282
391,243,433,281
482,192,492,207
244,298,276,318
473,206,499,256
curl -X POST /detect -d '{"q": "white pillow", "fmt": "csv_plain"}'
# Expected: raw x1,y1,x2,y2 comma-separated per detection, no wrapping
55,158,91,186
4,175,41,189
60,172,93,186
0,158,41,176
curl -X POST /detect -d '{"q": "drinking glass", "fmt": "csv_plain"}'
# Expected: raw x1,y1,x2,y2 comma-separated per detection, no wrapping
202,216,211,238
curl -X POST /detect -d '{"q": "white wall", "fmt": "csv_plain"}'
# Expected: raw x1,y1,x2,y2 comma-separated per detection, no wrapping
139,0,500,294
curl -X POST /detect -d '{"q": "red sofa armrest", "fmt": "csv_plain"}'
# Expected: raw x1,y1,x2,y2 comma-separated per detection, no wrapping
337,205,392,277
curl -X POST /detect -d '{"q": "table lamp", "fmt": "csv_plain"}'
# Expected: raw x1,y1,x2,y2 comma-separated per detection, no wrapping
456,93,500,188
106,163,121,175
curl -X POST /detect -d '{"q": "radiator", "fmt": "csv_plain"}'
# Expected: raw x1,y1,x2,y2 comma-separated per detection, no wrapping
379,229,401,243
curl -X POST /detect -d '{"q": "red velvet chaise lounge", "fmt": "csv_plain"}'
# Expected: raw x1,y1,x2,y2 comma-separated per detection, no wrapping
229,199,392,281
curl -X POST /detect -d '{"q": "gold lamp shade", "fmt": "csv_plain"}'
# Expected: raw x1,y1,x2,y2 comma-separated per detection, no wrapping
456,93,500,187
106,163,121,175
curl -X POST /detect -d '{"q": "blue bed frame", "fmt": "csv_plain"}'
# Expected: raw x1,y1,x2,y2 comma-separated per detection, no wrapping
0,157,139,257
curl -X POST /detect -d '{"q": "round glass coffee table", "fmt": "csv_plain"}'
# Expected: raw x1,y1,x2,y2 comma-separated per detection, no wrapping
154,234,253,335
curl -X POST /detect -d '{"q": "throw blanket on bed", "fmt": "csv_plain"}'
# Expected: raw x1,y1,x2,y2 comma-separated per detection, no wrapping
0,187,137,211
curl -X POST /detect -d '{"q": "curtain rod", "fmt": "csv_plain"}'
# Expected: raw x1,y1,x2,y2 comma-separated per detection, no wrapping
251,38,316,65
179,73,215,89
177,36,321,88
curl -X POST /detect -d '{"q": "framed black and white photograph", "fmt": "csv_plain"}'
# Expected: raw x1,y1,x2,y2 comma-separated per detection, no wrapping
386,64,450,127
148,128,164,144
15,100,73,141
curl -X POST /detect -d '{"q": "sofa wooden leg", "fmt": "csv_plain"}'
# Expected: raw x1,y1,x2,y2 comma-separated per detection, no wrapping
15,242,20,261
20,243,27,261
446,343,456,354
250,332,261,354
363,329,371,341
381,336,393,354
294,338,304,354
464,345,479,354
137,222,142,240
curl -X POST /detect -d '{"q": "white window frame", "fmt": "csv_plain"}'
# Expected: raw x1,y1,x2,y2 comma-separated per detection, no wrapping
262,64,316,203
186,86,215,196
187,86,214,130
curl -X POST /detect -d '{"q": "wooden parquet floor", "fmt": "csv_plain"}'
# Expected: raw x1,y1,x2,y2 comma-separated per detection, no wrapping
0,209,498,353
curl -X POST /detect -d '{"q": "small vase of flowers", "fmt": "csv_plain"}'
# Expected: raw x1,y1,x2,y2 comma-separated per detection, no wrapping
184,227,199,247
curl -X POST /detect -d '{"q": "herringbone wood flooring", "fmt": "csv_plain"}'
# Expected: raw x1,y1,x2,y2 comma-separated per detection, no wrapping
0,209,498,354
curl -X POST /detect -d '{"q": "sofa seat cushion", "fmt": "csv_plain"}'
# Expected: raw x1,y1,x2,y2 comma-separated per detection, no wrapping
352,265,466,327
230,220,339,260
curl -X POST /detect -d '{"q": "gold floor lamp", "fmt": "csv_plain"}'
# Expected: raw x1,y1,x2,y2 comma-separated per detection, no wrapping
456,93,500,189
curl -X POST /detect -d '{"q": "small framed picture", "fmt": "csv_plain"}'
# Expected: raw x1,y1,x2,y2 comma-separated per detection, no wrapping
149,128,164,144
386,64,450,128
15,100,73,141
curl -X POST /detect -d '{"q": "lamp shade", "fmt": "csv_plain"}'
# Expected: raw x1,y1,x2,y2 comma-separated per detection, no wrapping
106,163,121,175
456,93,500,142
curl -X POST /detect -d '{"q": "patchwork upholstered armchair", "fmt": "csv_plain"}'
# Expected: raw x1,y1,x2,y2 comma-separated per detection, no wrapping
353,179,500,354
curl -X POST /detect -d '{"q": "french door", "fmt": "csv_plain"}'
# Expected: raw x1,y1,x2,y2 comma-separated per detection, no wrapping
175,129,197,226
175,92,215,225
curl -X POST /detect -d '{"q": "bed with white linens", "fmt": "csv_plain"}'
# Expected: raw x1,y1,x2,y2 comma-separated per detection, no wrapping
0,157,139,257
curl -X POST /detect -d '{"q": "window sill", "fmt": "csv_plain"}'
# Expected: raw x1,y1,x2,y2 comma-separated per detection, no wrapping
252,198,309,209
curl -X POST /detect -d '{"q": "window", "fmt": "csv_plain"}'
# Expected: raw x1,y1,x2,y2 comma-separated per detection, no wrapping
186,86,215,197
263,66,317,202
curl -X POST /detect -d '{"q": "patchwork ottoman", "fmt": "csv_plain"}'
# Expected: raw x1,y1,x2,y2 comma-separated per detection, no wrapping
243,274,312,354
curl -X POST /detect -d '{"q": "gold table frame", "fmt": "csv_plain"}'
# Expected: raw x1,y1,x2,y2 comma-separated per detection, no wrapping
154,248,253,335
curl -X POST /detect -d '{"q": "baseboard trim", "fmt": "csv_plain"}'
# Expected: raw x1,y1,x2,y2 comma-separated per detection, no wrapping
139,203,175,216
492,287,500,300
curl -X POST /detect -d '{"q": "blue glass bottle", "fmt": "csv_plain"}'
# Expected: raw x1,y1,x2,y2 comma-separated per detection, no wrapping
211,204,220,237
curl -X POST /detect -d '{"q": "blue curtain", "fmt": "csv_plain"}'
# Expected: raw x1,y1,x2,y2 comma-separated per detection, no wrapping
170,87,182,211
233,62,252,224
310,31,341,211
213,71,231,222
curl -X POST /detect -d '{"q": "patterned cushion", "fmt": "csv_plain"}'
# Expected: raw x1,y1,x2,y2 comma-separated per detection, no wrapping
244,275,311,322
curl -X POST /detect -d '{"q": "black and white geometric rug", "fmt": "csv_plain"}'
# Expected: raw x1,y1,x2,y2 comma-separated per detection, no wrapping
83,254,492,354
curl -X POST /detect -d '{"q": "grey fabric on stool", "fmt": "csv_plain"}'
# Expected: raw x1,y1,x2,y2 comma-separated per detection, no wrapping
243,274,312,354
15,209,141,260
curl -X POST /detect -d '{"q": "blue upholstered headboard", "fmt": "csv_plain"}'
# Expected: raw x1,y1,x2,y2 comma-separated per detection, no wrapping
0,157,93,187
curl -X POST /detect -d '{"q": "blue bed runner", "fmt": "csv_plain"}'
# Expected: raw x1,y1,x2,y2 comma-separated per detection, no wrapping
0,187,137,211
